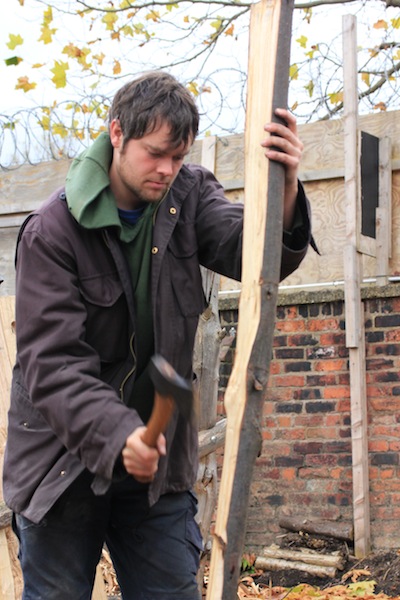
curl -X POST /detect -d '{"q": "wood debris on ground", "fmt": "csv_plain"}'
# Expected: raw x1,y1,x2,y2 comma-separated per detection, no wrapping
100,548,120,597
235,576,399,600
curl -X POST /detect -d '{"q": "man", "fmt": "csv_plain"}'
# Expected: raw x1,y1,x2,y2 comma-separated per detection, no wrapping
4,71,313,599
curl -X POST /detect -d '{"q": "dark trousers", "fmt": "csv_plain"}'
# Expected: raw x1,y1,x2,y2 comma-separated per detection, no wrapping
13,471,203,600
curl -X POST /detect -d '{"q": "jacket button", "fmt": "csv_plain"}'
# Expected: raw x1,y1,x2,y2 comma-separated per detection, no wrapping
169,207,177,215
60,470,66,477
151,247,159,254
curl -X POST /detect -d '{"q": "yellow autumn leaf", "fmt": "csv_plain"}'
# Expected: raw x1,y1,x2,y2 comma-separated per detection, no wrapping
225,24,234,36
187,81,199,96
289,64,299,81
391,17,400,29
113,60,121,75
374,101,387,112
51,60,69,88
102,12,118,30
304,80,314,97
43,6,53,25
329,91,344,105
62,44,91,68
348,580,377,595
303,8,312,25
15,76,36,92
121,25,133,37
52,123,69,138
146,10,160,22
373,19,388,30
39,24,57,44
183,16,189,23
38,116,50,130
210,19,222,31
7,34,23,50
296,35,308,48
18,0,24,4
361,72,370,86
93,53,105,65
62,43,81,59
32,63,45,68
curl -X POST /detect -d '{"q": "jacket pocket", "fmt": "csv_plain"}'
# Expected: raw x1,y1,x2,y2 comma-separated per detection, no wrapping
79,271,124,307
79,272,129,362
168,224,206,317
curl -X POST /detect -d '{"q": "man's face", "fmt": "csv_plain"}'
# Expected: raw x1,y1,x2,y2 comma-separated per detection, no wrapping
109,119,192,210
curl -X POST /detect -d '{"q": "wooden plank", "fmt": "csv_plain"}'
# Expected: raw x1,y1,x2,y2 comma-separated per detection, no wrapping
0,297,16,600
92,565,108,600
376,137,392,285
342,14,371,558
0,161,70,213
207,0,294,597
193,139,221,587
0,529,15,600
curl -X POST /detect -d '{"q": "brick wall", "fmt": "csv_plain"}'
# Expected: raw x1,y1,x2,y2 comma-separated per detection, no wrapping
218,283,400,553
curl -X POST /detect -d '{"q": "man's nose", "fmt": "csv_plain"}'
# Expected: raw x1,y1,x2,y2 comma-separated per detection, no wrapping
157,157,174,177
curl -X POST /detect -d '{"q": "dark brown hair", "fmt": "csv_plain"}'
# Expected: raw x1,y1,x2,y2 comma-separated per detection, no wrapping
108,71,199,147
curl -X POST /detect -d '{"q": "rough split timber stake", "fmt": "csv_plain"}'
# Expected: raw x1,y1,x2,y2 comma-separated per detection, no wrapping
206,1,295,598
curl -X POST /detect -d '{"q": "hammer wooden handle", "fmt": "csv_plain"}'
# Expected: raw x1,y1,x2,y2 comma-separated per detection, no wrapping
141,392,175,448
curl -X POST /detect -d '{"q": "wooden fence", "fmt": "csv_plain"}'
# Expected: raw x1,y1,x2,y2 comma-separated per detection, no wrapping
2,111,400,297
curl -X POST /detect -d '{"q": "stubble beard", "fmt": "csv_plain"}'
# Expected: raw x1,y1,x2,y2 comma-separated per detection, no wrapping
125,179,170,206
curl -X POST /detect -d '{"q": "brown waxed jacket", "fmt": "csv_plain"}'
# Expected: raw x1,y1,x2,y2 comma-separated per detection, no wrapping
3,163,312,523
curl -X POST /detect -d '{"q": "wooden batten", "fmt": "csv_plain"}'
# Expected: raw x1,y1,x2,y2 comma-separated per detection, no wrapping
342,14,371,558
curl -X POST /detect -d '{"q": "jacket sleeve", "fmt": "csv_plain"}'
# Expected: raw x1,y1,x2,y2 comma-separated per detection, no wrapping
192,165,313,282
14,212,142,482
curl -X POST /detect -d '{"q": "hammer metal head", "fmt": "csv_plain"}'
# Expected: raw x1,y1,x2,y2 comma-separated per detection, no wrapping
149,354,193,420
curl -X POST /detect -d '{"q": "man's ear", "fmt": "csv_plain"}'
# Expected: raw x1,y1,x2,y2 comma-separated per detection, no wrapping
109,119,123,149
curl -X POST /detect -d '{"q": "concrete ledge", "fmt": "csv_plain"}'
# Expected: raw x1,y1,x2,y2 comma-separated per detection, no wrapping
218,282,400,312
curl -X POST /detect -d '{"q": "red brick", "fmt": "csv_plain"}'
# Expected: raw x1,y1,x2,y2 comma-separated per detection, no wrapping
315,359,347,372
276,320,306,332
323,386,350,399
308,318,340,331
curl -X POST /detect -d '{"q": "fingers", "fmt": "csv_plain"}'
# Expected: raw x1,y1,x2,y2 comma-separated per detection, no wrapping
261,108,303,171
122,427,165,483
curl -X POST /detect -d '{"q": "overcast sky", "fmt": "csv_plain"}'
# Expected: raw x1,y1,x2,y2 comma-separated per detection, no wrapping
0,1,396,137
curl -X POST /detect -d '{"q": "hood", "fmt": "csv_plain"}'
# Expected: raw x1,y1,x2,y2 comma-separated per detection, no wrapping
65,132,121,232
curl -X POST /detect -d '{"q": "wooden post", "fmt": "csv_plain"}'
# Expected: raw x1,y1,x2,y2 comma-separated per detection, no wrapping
342,14,371,558
193,135,222,587
376,136,392,286
206,1,295,598
0,297,21,600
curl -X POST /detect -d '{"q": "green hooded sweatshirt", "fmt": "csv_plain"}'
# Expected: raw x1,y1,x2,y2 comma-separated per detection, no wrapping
66,132,156,422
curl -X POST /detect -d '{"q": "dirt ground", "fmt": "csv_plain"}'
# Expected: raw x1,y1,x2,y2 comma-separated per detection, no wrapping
249,533,400,598
102,534,400,598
